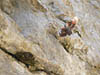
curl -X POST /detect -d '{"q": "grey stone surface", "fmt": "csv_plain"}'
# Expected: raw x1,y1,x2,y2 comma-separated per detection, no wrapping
0,49,33,75
0,0,100,75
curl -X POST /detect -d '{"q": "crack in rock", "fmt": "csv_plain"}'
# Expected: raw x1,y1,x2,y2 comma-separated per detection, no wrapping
15,51,64,75
0,46,64,75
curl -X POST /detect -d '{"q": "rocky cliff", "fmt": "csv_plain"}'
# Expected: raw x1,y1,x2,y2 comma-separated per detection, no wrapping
0,0,100,75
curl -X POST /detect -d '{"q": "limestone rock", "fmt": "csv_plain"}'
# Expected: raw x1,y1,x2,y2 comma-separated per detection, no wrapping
0,9,64,75
0,0,100,75
0,49,33,75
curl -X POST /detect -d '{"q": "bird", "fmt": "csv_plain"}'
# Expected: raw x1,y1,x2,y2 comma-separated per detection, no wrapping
58,16,79,37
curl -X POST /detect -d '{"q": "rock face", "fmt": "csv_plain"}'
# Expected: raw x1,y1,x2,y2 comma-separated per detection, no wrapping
0,0,100,75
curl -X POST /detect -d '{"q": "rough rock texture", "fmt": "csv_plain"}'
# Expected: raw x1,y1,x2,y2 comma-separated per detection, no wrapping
0,0,100,75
